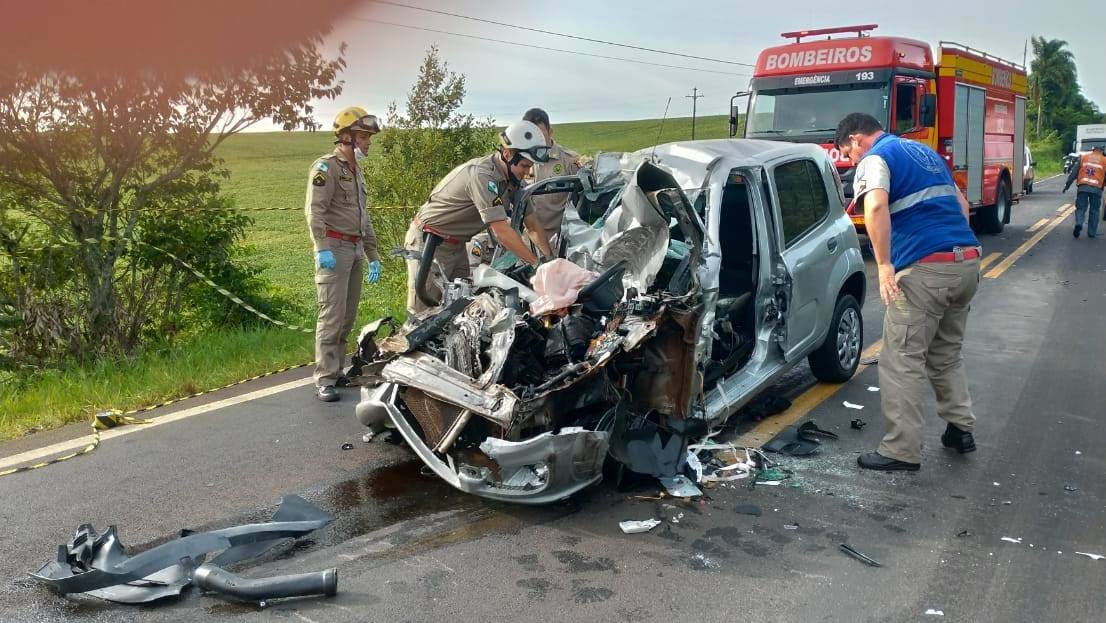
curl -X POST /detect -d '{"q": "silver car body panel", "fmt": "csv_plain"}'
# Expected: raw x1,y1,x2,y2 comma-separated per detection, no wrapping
356,139,866,503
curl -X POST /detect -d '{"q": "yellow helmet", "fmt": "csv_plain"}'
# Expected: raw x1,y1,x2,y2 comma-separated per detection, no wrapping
333,106,382,137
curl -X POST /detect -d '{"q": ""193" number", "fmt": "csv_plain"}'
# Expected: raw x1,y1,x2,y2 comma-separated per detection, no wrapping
856,71,875,81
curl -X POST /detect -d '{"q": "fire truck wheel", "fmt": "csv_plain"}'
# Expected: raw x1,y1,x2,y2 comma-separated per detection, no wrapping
979,181,1009,234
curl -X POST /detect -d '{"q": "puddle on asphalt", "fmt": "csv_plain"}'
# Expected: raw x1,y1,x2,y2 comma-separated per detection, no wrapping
314,458,475,545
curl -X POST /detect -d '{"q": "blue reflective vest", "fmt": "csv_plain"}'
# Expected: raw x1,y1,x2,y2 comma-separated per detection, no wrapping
864,134,979,270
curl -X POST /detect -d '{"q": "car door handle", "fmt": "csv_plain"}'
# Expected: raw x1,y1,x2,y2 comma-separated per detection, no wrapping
826,238,838,253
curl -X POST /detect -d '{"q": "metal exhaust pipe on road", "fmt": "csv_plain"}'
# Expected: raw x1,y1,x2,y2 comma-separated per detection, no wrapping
192,564,337,602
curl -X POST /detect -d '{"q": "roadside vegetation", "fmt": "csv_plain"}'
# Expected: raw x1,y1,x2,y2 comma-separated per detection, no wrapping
1026,37,1104,177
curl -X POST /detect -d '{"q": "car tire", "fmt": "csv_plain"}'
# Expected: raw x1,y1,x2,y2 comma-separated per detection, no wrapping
978,181,1008,234
1027,180,1033,194
808,294,862,383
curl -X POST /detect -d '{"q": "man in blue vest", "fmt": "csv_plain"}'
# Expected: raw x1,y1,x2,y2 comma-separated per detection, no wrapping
835,112,982,471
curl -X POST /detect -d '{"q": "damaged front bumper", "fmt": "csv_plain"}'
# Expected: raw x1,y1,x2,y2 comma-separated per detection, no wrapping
358,383,609,504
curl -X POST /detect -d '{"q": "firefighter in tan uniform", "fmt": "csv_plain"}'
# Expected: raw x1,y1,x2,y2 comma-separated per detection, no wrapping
1063,144,1106,238
404,120,550,315
522,108,582,257
305,107,382,402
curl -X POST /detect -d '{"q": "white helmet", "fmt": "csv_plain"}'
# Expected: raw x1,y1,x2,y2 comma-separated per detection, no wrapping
500,120,551,163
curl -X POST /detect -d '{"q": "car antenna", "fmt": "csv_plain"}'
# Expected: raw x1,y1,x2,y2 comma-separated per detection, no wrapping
651,97,672,161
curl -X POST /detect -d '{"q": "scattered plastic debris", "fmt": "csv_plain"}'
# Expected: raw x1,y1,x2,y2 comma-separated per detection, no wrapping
340,443,354,451
993,482,1000,487
1001,537,1023,544
1075,450,1082,455
843,401,865,410
734,504,762,516
867,386,880,392
850,419,867,430
685,449,705,483
756,481,783,486
1075,552,1105,561
784,523,800,530
659,475,702,498
1002,500,1012,506
691,553,721,570
1065,485,1079,492
839,543,882,567
860,354,880,365
619,519,662,534
925,609,945,616
29,495,335,605
757,468,790,481
957,530,973,538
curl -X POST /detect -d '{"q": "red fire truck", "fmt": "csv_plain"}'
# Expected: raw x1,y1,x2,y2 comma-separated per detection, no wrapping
729,25,1028,234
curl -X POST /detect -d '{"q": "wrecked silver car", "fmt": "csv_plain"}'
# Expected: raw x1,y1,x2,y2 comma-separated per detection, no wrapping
353,140,866,504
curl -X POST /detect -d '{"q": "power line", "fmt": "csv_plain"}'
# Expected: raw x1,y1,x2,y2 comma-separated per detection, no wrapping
368,0,755,68
357,18,750,77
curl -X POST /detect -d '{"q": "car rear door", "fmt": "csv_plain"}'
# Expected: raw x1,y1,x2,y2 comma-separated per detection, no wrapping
768,157,836,360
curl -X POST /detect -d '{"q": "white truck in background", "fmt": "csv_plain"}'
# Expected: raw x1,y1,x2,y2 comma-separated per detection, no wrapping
1067,124,1106,172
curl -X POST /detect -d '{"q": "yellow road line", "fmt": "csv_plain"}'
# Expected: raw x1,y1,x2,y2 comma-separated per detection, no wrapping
730,340,883,448
1027,218,1050,233
1057,204,1070,214
979,252,1003,270
985,205,1075,279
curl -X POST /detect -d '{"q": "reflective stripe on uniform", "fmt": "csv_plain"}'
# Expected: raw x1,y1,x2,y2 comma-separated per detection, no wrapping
889,184,961,215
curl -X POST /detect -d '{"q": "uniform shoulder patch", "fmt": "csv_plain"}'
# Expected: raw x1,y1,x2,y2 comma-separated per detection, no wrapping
312,171,327,187
315,161,329,173
552,163,564,175
486,180,499,194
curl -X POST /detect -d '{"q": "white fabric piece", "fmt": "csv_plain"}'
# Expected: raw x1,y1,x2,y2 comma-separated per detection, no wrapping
528,259,599,315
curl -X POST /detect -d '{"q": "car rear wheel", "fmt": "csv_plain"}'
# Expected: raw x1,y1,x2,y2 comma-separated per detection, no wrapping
808,294,862,383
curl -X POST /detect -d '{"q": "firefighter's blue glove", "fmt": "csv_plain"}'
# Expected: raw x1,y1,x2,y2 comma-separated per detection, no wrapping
316,249,336,270
366,260,381,284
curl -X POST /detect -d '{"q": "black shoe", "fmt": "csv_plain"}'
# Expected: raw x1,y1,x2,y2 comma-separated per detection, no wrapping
1074,224,1082,238
316,385,339,402
335,375,351,388
940,423,976,454
857,452,920,471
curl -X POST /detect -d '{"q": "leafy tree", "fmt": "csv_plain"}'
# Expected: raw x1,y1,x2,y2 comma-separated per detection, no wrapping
1027,37,1104,148
364,45,498,207
0,38,345,368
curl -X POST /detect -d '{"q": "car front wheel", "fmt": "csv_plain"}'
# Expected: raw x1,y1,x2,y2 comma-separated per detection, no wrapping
808,294,862,383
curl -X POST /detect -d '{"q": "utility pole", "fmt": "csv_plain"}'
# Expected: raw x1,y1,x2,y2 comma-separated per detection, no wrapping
686,87,703,140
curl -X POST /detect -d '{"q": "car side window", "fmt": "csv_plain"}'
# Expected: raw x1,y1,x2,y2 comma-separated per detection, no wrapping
773,159,830,247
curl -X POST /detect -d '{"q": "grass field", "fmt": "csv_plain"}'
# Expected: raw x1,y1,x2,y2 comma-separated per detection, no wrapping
0,115,732,439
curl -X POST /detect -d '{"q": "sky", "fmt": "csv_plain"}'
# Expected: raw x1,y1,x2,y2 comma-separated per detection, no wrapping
266,0,1103,130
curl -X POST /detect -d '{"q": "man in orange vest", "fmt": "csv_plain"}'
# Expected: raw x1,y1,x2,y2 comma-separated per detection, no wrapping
1063,144,1106,238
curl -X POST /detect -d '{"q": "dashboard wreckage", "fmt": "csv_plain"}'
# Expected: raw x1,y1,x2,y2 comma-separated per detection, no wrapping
353,140,867,504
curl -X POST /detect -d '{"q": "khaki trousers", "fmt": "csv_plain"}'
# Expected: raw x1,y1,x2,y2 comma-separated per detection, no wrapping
314,239,364,387
403,221,472,315
878,257,980,463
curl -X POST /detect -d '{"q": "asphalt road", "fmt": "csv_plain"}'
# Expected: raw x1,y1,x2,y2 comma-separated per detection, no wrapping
1,172,1103,622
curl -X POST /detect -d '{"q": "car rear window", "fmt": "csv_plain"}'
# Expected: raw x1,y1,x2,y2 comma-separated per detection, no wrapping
774,159,830,247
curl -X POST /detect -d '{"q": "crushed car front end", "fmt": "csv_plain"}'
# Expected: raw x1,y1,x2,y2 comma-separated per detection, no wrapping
354,152,709,504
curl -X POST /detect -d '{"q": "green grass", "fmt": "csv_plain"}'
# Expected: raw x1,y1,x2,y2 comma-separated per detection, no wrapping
1028,135,1064,179
0,115,730,440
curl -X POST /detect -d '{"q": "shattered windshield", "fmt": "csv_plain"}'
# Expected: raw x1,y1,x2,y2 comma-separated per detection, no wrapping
746,84,890,140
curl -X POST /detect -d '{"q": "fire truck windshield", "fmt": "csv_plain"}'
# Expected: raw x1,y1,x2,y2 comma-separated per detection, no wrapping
746,84,889,140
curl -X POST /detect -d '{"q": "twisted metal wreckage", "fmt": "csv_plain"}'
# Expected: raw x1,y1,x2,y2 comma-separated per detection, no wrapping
351,141,865,504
